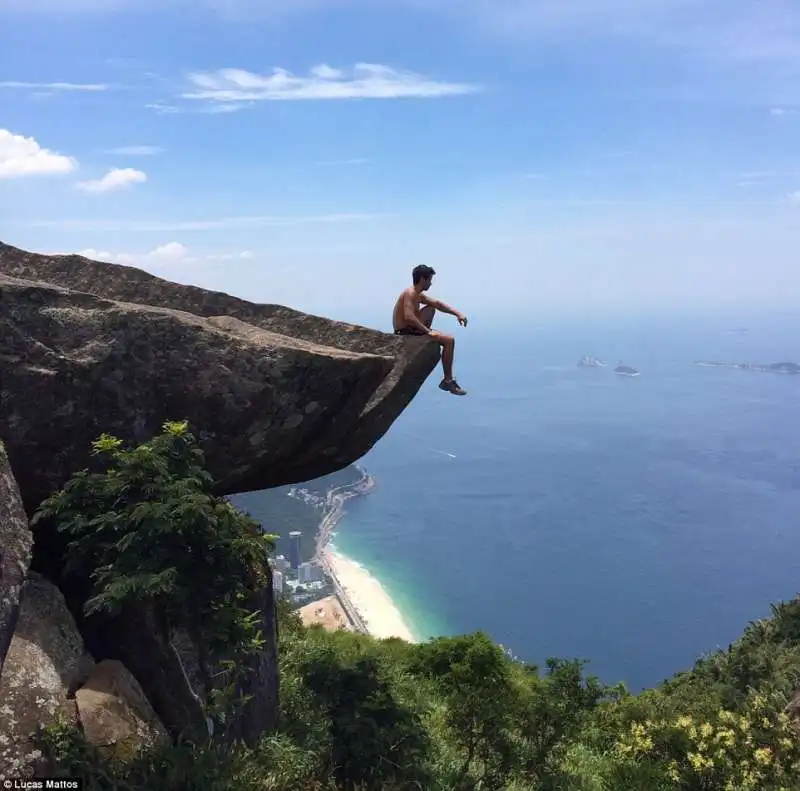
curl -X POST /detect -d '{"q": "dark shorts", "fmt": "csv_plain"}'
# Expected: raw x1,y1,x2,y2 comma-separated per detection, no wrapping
394,326,428,336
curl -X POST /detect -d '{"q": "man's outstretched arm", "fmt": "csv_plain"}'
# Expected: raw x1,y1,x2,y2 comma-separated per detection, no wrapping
421,295,468,325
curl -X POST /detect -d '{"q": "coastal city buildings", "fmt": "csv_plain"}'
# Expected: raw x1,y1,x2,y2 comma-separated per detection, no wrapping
264,465,374,632
272,554,290,574
269,551,329,604
298,561,323,584
288,531,302,569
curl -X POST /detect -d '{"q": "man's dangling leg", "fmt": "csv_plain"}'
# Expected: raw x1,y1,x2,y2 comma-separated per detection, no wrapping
441,336,455,381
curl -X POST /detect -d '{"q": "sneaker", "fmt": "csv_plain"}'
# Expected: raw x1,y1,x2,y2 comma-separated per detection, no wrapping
439,378,467,396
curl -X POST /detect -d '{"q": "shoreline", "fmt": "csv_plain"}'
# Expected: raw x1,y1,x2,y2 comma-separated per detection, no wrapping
312,467,418,643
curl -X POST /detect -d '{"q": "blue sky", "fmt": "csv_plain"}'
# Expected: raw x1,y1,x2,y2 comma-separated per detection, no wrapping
3,0,800,325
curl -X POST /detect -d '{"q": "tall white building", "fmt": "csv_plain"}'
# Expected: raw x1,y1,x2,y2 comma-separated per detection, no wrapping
272,570,284,594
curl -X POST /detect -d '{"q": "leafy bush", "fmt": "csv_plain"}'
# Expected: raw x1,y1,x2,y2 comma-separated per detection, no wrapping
32,423,800,790
32,421,277,726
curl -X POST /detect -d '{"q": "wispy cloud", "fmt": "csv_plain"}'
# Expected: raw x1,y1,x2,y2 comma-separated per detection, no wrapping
77,242,254,266
179,63,480,107
103,145,163,156
0,80,110,91
787,191,800,203
146,102,181,114
770,107,799,116
315,157,371,166
76,167,147,193
26,212,394,232
0,128,78,179
206,249,254,260
79,241,191,265
201,101,254,113
146,100,254,115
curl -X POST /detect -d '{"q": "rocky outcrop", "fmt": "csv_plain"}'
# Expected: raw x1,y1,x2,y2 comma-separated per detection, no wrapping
0,575,171,778
75,660,169,762
94,604,210,744
0,440,32,678
0,241,441,515
0,573,93,779
218,584,279,746
0,240,438,751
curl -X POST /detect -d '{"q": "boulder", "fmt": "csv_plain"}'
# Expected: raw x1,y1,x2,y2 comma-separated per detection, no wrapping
94,603,210,744
0,441,32,678
0,573,93,779
0,241,441,515
75,659,169,762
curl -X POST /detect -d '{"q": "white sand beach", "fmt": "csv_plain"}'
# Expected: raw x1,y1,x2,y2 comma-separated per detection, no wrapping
325,550,417,642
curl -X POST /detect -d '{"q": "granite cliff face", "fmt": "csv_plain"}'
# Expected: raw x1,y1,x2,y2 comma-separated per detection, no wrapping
0,240,439,759
0,441,32,679
0,240,440,513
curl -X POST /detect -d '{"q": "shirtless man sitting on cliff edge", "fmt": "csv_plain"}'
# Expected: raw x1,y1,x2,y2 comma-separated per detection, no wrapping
392,264,468,396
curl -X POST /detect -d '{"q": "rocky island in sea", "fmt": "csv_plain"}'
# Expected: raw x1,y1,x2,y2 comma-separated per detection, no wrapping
695,361,800,375
578,355,606,367
614,364,640,376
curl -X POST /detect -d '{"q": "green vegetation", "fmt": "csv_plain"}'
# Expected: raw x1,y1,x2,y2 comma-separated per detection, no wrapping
32,423,800,790
32,421,277,727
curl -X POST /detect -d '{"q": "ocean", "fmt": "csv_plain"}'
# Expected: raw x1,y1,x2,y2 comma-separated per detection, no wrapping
236,311,800,692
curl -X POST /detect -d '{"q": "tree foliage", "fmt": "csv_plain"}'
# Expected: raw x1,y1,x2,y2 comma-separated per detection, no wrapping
32,421,277,727
33,424,800,790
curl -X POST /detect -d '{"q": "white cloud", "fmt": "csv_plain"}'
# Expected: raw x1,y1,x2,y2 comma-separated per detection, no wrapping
103,145,163,155
77,248,138,265
76,242,253,266
145,100,253,115
180,63,480,105
0,80,109,91
76,167,147,193
78,243,189,264
149,241,188,260
310,64,344,79
787,191,800,203
770,107,798,116
26,212,393,232
0,129,78,179
146,102,182,114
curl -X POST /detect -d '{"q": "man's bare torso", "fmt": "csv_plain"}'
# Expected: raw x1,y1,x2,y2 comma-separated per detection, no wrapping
392,287,422,331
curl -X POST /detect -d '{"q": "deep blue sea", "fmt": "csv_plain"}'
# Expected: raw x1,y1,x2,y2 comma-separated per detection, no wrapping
328,311,800,692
